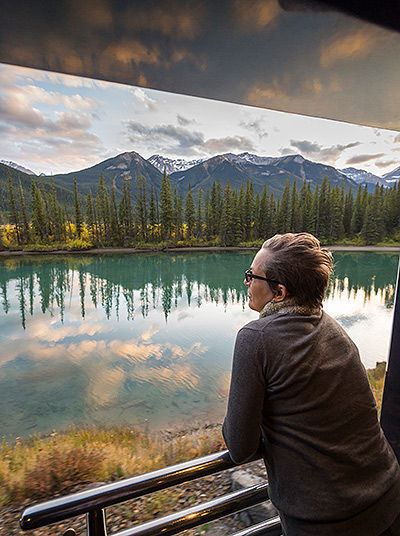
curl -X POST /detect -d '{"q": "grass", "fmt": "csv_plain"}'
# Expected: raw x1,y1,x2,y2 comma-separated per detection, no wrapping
0,425,225,507
0,363,386,508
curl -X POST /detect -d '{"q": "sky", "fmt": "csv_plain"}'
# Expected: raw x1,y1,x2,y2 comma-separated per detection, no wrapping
1,62,400,177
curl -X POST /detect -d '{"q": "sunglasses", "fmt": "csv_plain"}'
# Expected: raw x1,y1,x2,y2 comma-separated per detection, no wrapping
244,269,281,286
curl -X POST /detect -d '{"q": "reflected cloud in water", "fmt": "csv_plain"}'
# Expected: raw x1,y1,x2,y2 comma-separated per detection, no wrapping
0,251,398,438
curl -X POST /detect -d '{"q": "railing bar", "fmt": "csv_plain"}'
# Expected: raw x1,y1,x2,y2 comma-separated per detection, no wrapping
110,483,269,536
87,508,107,536
21,450,261,530
228,516,282,536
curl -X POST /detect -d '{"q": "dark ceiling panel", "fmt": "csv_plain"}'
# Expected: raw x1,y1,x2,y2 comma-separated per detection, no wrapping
1,0,400,130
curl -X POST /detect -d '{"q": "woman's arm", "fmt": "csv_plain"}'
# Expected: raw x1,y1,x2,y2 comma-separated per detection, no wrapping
222,326,266,464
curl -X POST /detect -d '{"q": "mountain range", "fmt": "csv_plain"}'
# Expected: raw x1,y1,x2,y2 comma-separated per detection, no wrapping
1,151,399,215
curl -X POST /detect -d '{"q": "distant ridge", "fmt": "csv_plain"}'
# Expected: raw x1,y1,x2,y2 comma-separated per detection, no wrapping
2,151,399,209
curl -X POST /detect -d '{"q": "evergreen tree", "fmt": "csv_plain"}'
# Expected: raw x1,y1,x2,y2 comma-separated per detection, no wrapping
277,180,291,232
195,188,203,238
118,177,134,242
173,187,183,241
149,184,158,241
31,181,46,242
318,176,330,240
8,170,20,244
73,177,83,238
160,170,174,240
18,181,30,243
185,184,195,239
96,175,110,245
220,182,235,245
329,185,344,241
343,189,354,235
86,190,95,243
290,182,300,232
244,180,254,240
110,180,120,245
135,175,148,241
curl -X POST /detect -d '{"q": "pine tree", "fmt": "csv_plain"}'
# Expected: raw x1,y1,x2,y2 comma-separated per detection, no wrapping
195,188,203,238
135,175,148,241
173,187,183,241
18,181,30,243
244,180,254,240
318,176,330,240
220,182,234,246
149,184,158,241
343,189,354,235
8,170,20,244
96,175,110,245
185,184,195,239
351,185,368,236
110,180,120,245
31,181,46,242
73,177,83,238
160,170,174,240
290,181,300,232
277,180,291,233
86,190,95,243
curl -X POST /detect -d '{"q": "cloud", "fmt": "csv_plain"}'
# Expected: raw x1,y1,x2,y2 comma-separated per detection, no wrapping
289,140,360,162
121,3,204,40
177,114,194,126
320,30,376,68
0,70,104,172
240,118,268,138
394,133,400,143
124,121,255,156
131,87,157,110
375,159,399,169
234,0,280,31
203,136,255,153
102,40,161,66
345,153,386,165
125,122,204,153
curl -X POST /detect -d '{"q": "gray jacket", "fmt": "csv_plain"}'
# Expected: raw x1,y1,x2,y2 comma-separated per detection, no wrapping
222,309,400,535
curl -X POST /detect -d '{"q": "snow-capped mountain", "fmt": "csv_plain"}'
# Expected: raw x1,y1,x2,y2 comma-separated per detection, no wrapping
148,155,205,174
0,160,36,175
340,167,388,187
383,166,400,184
222,152,280,166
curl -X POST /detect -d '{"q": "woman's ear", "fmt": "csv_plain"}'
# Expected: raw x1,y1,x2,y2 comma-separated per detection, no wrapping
273,284,288,303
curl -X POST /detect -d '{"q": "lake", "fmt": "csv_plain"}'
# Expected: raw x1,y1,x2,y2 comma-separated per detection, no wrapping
0,251,398,439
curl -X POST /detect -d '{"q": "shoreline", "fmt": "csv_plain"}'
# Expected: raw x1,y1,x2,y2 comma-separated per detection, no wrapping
1,244,400,257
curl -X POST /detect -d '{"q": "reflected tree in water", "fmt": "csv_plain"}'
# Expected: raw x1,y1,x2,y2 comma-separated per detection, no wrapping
0,252,398,328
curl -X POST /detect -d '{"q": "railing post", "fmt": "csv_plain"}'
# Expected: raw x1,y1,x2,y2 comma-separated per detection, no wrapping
381,257,400,463
87,509,107,536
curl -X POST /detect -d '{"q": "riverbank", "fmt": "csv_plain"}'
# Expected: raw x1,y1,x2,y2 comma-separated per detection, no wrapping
1,244,400,257
0,363,385,534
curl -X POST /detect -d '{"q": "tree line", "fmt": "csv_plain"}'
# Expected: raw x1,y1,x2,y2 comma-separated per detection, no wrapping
2,168,400,249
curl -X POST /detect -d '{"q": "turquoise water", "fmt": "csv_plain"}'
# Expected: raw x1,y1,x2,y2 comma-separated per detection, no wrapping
0,251,397,438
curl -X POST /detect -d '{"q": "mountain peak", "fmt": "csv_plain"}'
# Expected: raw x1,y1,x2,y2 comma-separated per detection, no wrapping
0,160,36,175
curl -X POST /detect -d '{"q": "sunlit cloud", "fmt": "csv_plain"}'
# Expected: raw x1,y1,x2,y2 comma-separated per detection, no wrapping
131,87,157,111
320,29,376,68
121,2,204,40
233,0,280,31
345,153,385,165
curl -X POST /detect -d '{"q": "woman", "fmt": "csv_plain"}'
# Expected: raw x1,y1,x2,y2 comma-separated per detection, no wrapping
222,233,400,536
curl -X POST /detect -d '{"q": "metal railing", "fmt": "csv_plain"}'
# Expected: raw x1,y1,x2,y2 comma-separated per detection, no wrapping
20,450,282,536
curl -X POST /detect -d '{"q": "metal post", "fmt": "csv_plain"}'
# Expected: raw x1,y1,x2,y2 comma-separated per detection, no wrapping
87,509,107,536
381,257,400,463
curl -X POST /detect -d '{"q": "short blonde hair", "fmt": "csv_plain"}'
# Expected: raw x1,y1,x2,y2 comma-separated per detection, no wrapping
262,233,333,308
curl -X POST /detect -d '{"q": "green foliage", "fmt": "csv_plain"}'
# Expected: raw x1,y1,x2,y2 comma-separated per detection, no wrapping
4,169,400,249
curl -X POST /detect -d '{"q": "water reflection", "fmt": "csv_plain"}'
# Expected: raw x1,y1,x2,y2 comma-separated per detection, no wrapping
1,252,397,327
0,252,398,438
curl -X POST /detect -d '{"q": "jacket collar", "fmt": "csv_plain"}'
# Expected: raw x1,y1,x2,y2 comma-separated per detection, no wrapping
259,298,322,319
